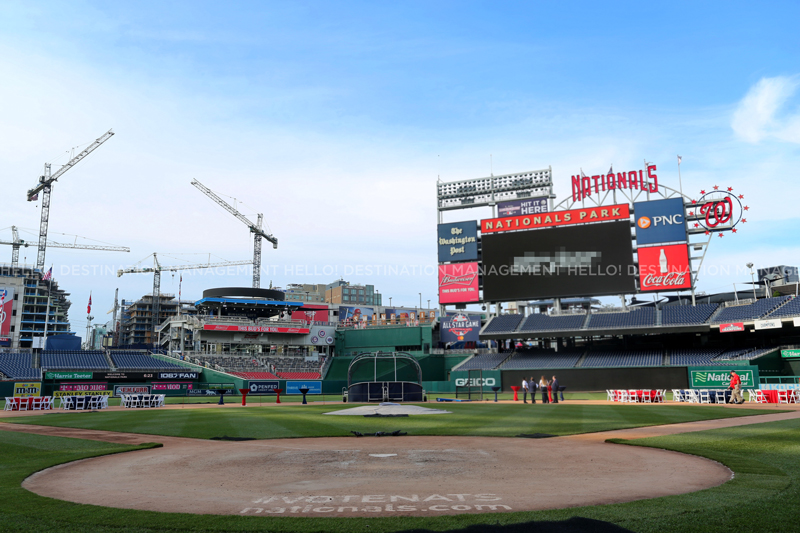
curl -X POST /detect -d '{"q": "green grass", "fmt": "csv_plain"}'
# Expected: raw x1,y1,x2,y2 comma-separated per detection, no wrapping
2,416,800,532
3,402,768,440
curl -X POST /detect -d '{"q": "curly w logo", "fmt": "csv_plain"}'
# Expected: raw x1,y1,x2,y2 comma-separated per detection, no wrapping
696,372,708,383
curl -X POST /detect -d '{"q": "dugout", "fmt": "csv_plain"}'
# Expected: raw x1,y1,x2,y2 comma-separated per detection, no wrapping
345,351,424,402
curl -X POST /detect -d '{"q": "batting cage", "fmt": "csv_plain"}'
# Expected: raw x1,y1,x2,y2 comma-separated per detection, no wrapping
345,351,425,402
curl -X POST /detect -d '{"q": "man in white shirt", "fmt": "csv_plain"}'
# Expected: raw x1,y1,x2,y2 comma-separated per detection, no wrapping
522,378,529,403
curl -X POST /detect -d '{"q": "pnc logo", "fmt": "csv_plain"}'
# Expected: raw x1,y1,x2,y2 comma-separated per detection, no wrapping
637,214,683,229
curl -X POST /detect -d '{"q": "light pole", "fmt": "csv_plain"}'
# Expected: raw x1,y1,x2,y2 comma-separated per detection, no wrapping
747,263,757,300
419,293,422,310
389,297,392,307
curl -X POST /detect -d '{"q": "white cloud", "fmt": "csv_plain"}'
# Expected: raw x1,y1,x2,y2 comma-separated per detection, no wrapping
731,76,800,143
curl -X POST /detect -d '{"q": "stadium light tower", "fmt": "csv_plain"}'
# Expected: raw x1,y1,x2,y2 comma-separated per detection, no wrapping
747,263,757,300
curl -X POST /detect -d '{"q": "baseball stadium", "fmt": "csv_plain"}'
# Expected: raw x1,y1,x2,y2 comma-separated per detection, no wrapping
4,159,800,533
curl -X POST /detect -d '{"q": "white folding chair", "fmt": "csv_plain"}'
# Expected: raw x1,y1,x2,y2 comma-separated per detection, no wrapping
754,390,768,404
686,390,699,403
45,397,54,410
699,390,711,404
617,390,628,403
119,394,127,408
156,395,165,407
714,390,727,404
4,397,13,411
658,389,667,403
31,397,42,410
74,396,86,411
792,390,800,404
627,390,639,403
18,398,29,411
100,396,109,409
671,389,682,402
642,390,652,403
607,389,614,402
128,395,141,408
747,389,757,403
778,391,790,404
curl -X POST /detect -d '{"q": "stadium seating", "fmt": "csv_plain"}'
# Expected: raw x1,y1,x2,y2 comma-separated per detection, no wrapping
586,308,656,329
457,352,512,370
766,296,800,318
661,304,719,325
110,351,190,370
669,349,723,366
277,372,322,380
501,349,583,369
517,314,586,333
481,314,523,334
712,296,791,323
0,353,41,380
582,348,662,367
230,371,280,380
40,350,110,370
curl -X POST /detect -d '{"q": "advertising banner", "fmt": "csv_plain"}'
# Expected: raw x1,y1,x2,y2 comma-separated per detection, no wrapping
449,370,502,392
339,306,374,322
498,197,549,218
291,305,331,324
113,385,152,397
689,366,758,389
781,349,800,359
482,221,636,301
439,262,480,304
754,319,783,331
719,322,745,333
45,371,94,380
437,221,479,263
482,204,629,234
187,388,234,396
152,382,193,391
383,309,418,321
285,381,322,395
637,244,692,292
158,371,199,380
13,382,41,398
59,382,107,392
0,287,15,341
441,313,482,343
203,324,310,334
53,390,113,398
633,198,687,245
248,380,280,395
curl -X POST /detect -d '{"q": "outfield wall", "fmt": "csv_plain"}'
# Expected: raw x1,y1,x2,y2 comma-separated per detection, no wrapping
501,366,690,391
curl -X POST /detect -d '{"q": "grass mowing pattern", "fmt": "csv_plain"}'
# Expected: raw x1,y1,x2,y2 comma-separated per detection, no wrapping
1,417,799,532
4,403,768,439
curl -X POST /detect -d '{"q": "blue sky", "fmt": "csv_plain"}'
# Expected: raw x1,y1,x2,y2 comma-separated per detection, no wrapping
1,1,799,330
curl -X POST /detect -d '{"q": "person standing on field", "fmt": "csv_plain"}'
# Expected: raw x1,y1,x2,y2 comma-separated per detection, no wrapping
729,371,743,404
540,376,549,404
529,376,537,404
551,375,559,404
522,378,529,403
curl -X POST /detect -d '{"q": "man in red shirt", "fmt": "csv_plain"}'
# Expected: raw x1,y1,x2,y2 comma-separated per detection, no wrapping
729,371,743,404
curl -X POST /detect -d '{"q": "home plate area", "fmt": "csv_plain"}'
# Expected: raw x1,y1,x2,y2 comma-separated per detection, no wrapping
23,435,731,517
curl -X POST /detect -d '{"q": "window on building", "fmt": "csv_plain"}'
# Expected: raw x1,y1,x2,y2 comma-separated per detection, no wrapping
343,295,349,301
343,288,350,294
359,289,364,295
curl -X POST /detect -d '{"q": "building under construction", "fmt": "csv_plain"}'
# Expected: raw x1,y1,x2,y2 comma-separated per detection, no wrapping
119,294,186,346
0,265,72,349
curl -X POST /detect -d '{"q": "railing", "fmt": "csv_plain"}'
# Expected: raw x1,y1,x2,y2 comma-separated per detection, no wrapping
592,307,630,314
430,348,498,355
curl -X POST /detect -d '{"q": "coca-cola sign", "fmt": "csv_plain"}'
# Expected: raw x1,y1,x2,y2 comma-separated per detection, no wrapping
439,262,480,304
637,244,692,292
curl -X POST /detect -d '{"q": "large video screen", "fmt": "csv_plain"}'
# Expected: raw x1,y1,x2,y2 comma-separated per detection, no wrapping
482,221,636,301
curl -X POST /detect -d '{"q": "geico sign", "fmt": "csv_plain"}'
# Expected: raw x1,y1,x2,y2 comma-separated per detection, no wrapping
455,378,496,387
637,213,683,229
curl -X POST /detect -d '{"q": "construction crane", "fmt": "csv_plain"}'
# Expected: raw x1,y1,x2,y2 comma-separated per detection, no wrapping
117,253,253,340
107,288,120,347
190,179,277,288
0,226,129,269
26,129,115,269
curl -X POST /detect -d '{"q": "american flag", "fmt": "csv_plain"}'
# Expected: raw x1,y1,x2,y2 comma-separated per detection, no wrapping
42,266,52,281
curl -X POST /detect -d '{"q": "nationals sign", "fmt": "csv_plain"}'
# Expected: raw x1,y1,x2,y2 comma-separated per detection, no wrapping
482,204,629,234
439,262,480,304
637,244,692,292
202,325,310,334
